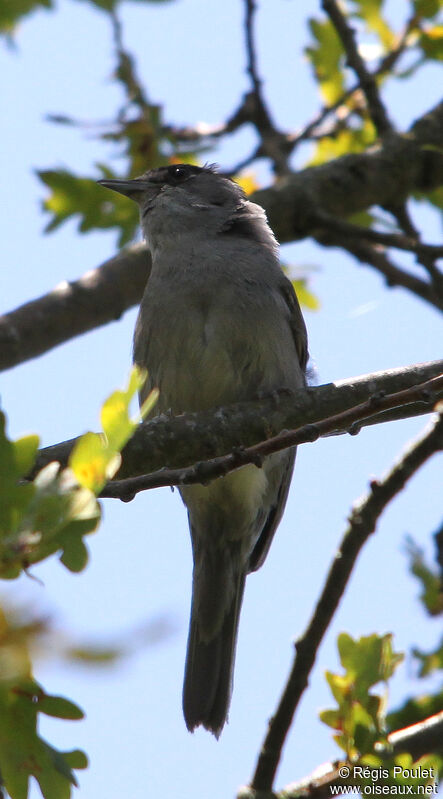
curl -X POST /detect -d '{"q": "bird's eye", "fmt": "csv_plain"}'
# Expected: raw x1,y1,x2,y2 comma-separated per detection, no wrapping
169,165,189,182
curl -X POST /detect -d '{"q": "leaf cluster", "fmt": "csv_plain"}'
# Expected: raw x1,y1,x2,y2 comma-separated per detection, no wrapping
0,368,155,798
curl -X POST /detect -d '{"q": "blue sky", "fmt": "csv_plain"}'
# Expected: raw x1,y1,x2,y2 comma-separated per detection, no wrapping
1,1,442,797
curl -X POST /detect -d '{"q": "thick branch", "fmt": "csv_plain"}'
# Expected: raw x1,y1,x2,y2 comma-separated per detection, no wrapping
29,360,443,484
2,103,442,371
0,244,150,372
100,372,443,499
250,412,443,792
253,101,443,243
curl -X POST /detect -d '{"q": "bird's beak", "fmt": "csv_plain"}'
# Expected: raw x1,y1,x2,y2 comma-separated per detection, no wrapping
97,178,151,198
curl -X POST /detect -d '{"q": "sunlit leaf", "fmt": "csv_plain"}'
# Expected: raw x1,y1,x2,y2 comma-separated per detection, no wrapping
419,25,443,60
350,0,396,50
309,120,376,165
38,168,139,247
234,172,260,196
321,633,404,759
70,432,120,492
12,435,40,479
306,18,345,103
292,278,320,310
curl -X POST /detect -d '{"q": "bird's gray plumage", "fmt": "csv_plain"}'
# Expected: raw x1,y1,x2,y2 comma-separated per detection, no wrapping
98,163,308,737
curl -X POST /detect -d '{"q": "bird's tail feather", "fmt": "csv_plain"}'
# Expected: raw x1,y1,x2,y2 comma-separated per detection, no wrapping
182,570,246,738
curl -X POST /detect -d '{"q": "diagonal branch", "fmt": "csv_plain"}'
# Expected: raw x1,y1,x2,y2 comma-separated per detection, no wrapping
249,411,443,793
314,210,443,259
99,373,443,500
0,244,151,372
250,101,443,241
28,360,443,484
290,12,419,150
2,102,442,372
321,0,394,137
317,234,443,312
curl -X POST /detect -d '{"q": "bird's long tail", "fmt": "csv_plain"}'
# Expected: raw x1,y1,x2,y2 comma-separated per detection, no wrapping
182,563,246,738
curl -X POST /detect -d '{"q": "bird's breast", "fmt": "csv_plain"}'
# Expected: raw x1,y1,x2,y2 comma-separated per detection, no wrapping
134,266,300,414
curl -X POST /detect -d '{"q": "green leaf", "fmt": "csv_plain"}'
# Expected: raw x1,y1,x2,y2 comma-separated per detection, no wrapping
37,168,139,247
306,18,345,103
419,25,443,61
77,0,175,8
322,633,404,760
12,435,40,478
414,185,443,216
412,638,443,677
37,694,84,720
348,210,377,228
387,689,443,731
414,0,441,19
70,367,156,492
319,708,342,730
325,670,353,705
59,536,89,573
350,0,396,49
0,453,100,578
0,0,52,36
309,120,376,165
338,632,403,691
63,750,88,770
64,644,121,665
0,679,86,799
405,537,443,615
70,432,118,493
292,278,320,311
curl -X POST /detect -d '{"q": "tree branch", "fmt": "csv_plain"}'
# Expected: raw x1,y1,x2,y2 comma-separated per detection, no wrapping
321,0,394,137
314,210,443,259
0,244,150,372
289,12,418,150
28,360,443,487
249,710,443,799
242,0,291,174
253,100,443,243
98,372,443,500
316,235,443,313
249,411,443,793
2,102,442,372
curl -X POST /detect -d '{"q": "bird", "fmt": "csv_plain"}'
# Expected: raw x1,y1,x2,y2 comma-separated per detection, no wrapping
98,163,308,737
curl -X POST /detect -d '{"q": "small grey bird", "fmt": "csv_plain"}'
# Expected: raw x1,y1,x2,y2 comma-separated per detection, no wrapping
98,164,308,737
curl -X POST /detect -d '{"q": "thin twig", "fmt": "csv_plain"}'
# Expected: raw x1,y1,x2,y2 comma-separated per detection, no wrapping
314,210,443,259
316,234,443,312
321,0,394,137
245,0,261,97
242,0,290,173
99,374,443,500
250,411,443,792
109,9,151,116
384,202,443,294
291,14,414,149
